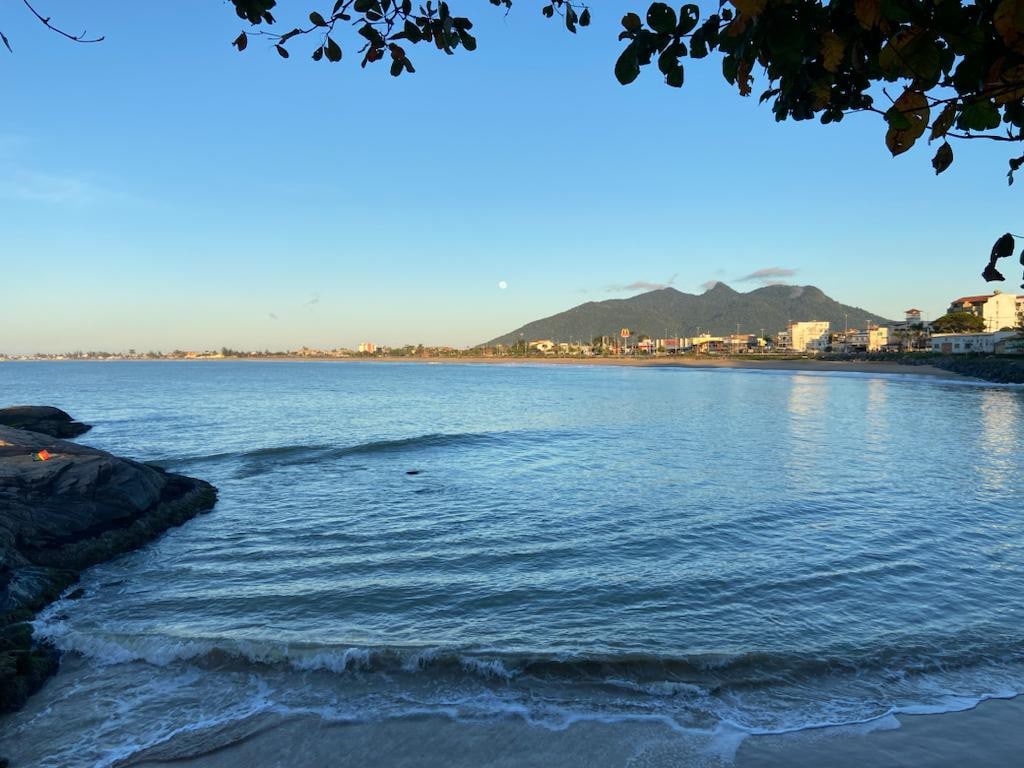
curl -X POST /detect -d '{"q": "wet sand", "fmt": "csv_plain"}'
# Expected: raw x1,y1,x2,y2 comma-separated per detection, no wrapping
284,355,966,380
127,696,1023,768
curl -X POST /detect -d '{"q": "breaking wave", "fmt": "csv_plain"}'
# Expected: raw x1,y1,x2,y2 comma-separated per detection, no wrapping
153,432,500,475
33,611,1024,695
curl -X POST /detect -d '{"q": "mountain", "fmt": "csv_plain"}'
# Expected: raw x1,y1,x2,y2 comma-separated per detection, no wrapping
484,283,893,345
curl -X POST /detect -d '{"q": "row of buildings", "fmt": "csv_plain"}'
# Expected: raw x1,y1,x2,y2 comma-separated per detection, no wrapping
519,291,1024,357
759,292,1024,355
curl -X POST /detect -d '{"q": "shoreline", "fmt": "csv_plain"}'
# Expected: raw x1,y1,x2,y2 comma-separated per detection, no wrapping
1,355,970,380
121,693,1024,767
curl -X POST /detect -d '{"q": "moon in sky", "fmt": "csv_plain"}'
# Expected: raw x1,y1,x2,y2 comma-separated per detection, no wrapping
498,281,508,290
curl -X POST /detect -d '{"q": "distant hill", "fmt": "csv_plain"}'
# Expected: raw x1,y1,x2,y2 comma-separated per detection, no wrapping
484,283,893,345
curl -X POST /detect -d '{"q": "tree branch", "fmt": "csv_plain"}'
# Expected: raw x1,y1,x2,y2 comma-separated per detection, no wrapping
22,0,104,43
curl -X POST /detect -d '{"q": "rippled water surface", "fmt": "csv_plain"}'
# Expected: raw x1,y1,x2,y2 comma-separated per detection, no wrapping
1,361,1023,766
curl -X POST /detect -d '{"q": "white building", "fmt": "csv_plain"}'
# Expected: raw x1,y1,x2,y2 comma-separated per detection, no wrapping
903,308,924,326
947,292,1021,332
785,321,830,352
931,331,1019,354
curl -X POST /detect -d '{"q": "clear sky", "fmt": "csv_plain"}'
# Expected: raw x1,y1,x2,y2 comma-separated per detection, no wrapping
1,1,1020,353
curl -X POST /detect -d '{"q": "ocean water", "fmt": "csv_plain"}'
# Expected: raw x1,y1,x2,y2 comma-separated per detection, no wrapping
1,360,1023,766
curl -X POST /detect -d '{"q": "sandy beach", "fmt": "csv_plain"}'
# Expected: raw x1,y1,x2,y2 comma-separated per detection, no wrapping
124,695,1024,767
235,355,967,380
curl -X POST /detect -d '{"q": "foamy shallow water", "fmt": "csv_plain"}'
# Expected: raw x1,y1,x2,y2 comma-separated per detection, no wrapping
1,361,1023,766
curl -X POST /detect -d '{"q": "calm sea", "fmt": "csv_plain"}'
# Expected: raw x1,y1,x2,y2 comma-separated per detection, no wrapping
1,361,1023,766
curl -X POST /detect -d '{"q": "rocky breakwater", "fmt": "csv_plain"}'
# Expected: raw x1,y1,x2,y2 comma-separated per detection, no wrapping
0,407,217,713
0,406,92,439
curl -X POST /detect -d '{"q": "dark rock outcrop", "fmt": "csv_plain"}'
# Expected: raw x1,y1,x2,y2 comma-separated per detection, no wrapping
0,406,92,439
832,352,1024,384
928,355,1024,384
0,421,217,713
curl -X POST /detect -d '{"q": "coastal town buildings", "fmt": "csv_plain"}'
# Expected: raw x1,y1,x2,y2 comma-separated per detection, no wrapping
947,292,1021,332
888,310,931,351
11,287,1023,363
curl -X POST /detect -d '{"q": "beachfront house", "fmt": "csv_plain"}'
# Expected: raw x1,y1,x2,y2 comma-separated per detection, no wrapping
947,292,1021,332
931,331,1020,354
686,335,724,353
845,326,889,352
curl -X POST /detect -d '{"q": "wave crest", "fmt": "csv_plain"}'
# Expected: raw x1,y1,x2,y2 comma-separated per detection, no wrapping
153,432,499,475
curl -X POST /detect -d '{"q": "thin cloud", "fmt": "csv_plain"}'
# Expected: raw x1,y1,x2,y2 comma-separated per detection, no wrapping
607,273,678,293
268,312,278,320
305,294,320,307
736,267,798,285
700,280,721,291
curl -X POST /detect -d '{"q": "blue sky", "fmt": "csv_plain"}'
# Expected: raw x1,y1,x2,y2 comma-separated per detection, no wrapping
1,1,1020,353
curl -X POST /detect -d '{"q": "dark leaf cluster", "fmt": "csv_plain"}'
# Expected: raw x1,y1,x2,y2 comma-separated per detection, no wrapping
227,0,589,77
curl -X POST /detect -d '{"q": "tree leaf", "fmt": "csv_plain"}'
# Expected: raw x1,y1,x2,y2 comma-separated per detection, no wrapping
957,99,1001,131
677,4,700,35
820,31,844,73
0,31,11,53
309,11,327,27
646,3,676,35
932,142,953,174
991,233,1015,260
621,13,642,32
233,32,248,51
994,0,1024,49
982,263,1005,281
879,28,938,83
275,44,289,58
732,0,767,18
929,103,956,140
989,63,1024,105
326,36,342,61
884,89,929,156
854,0,881,29
1009,155,1024,186
565,6,577,33
615,42,640,85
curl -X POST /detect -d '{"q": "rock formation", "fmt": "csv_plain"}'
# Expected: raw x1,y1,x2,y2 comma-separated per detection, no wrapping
0,406,92,439
0,412,217,713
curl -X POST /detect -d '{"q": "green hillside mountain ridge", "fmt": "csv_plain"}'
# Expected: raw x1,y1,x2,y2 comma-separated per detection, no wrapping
484,283,893,346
